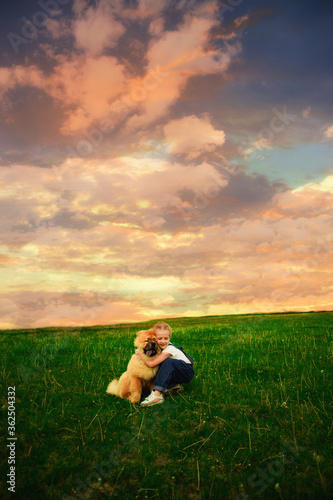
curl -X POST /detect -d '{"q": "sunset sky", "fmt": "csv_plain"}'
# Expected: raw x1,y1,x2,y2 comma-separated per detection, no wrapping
0,0,332,329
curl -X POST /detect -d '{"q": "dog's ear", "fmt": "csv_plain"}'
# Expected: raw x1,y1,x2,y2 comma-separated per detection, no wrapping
136,329,154,336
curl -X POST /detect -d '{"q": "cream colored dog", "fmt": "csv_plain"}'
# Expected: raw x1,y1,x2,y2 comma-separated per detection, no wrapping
106,329,162,403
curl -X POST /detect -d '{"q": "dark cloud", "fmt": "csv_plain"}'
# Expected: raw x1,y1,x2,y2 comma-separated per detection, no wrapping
45,209,96,230
0,86,67,165
223,171,287,205
158,169,289,232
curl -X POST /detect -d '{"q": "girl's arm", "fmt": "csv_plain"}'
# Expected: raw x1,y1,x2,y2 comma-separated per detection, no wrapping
135,349,170,368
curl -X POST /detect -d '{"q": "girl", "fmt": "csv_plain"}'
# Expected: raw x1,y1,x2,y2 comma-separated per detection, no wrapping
136,322,194,406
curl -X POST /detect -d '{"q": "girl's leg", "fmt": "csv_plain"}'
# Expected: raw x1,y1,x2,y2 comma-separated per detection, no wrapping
153,358,194,393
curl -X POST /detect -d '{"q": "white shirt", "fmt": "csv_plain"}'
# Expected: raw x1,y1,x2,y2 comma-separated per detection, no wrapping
163,344,191,364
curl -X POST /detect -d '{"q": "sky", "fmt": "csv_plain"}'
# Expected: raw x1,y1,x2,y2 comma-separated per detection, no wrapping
0,0,332,329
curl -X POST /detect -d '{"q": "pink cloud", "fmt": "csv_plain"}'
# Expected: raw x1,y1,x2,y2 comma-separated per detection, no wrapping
125,14,240,130
0,65,44,97
234,14,249,28
0,56,126,134
50,56,126,134
73,2,125,55
0,1,240,136
272,175,333,217
136,0,168,17
324,125,333,139
163,115,225,157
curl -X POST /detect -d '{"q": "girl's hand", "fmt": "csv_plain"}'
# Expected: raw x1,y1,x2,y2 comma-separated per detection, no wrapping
135,349,142,357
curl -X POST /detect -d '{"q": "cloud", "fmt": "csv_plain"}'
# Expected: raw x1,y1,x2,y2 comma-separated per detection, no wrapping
148,16,165,36
241,138,272,158
147,16,215,71
0,0,240,139
51,55,126,134
0,290,155,329
0,298,21,329
73,1,125,55
136,0,168,17
183,309,205,317
125,13,240,130
234,14,249,28
1,0,332,328
1,171,332,328
302,106,311,119
324,125,333,139
0,56,126,135
152,295,175,306
0,65,44,97
271,175,333,221
163,115,225,158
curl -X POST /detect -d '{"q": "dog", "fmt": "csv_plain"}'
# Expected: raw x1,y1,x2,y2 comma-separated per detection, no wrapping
106,329,161,403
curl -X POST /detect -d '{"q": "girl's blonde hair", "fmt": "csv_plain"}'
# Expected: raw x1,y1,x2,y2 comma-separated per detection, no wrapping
153,322,172,337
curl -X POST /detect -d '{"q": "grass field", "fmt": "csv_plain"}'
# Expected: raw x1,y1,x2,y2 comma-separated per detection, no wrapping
1,312,332,500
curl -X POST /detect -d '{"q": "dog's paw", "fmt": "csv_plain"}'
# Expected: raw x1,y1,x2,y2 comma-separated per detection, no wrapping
128,393,141,404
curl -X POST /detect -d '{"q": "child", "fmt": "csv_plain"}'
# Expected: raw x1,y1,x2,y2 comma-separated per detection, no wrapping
135,322,194,406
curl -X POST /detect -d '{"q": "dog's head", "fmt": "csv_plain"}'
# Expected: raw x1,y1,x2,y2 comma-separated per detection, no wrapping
135,329,161,357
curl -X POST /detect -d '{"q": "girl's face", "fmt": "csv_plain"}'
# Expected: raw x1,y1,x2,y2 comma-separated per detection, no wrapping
156,331,170,350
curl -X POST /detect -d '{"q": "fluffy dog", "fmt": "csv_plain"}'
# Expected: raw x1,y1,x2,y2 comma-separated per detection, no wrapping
106,329,161,403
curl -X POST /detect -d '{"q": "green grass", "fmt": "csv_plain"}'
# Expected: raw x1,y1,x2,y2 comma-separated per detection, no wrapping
1,312,333,499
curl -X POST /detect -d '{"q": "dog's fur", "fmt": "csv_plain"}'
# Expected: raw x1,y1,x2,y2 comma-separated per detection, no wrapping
106,329,161,403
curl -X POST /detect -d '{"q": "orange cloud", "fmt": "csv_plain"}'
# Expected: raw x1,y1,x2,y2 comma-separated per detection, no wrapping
73,1,125,55
0,1,240,137
0,65,44,97
50,56,126,134
125,14,240,130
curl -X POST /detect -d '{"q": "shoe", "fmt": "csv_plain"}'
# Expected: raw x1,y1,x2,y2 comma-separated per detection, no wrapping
165,384,184,394
140,391,164,407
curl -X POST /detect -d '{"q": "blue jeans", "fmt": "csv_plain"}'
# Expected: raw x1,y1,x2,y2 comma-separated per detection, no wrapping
153,358,194,393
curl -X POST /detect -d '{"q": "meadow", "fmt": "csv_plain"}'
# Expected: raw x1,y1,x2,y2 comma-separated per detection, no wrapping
0,311,332,500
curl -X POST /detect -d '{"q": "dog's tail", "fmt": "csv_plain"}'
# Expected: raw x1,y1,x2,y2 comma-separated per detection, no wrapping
106,379,119,395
